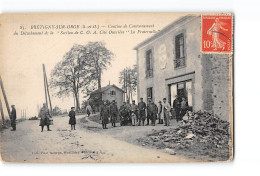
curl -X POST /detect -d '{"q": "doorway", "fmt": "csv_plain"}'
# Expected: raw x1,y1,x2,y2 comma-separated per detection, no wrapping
169,80,193,108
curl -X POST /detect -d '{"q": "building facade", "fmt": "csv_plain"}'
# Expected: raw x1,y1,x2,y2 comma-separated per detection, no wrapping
89,84,124,109
134,15,232,121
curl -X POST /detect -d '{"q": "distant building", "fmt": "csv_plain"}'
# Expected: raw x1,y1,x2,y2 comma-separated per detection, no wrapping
89,84,124,110
134,15,232,121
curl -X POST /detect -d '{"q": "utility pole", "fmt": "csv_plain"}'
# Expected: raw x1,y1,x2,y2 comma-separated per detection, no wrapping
0,98,5,125
0,76,10,117
42,64,53,115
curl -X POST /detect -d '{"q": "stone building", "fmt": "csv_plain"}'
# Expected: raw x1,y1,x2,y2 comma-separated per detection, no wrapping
134,15,232,121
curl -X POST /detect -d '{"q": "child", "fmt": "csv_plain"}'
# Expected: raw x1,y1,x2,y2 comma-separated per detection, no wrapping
69,107,76,130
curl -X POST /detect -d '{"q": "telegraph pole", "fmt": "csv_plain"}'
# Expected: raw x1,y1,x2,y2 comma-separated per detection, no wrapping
42,64,53,115
0,76,10,117
0,98,5,125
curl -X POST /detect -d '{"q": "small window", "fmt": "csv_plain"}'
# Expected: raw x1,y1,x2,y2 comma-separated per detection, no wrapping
111,90,116,96
174,33,185,68
146,49,153,78
147,87,153,102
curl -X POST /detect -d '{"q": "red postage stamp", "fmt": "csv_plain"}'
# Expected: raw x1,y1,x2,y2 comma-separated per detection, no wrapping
201,14,233,53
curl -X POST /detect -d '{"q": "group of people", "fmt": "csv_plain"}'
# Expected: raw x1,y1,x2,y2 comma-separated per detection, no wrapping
99,95,189,129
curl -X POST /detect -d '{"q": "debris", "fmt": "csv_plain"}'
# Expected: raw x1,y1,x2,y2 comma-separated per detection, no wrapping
185,133,195,139
138,110,231,161
165,148,176,155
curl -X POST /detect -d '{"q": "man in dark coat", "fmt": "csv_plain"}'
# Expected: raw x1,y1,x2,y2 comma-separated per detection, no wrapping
110,100,118,127
10,105,16,131
38,103,52,132
146,99,152,125
173,95,181,122
149,100,158,126
138,98,146,126
100,101,110,129
180,97,189,119
157,101,163,124
69,107,76,130
119,102,130,126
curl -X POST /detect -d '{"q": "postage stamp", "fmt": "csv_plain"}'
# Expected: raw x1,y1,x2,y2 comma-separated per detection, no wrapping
201,14,233,53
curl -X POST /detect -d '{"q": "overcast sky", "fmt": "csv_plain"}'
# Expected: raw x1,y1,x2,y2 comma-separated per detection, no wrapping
0,13,183,118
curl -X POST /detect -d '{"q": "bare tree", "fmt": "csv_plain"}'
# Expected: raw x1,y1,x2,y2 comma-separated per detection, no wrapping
50,44,89,111
50,42,113,111
84,42,114,106
119,65,137,102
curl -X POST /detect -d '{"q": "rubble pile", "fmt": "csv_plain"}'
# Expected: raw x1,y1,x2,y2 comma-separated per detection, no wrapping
138,111,232,161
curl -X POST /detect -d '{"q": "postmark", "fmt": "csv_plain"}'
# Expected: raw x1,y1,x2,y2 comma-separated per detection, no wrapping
201,14,233,53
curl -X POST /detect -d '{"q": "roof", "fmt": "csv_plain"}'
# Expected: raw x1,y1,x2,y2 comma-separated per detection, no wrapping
90,84,125,95
133,15,198,50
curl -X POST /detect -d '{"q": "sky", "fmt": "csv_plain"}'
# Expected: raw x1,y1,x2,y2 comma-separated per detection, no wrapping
0,13,183,118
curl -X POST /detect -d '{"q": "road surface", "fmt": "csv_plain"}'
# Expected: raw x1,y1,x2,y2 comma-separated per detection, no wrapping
1,115,194,163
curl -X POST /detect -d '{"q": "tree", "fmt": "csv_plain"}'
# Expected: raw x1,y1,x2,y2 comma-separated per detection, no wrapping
50,42,113,111
119,65,137,102
50,44,90,111
83,42,114,106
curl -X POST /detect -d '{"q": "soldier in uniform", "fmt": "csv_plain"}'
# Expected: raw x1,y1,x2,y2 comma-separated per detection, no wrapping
130,100,138,126
100,101,110,129
146,99,152,125
162,98,171,127
38,103,52,132
138,98,146,126
110,100,118,127
149,99,158,126
173,95,181,122
69,107,76,130
119,102,129,126
157,101,163,124
10,105,16,131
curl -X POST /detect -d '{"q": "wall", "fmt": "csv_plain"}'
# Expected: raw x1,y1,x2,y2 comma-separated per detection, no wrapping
137,16,204,111
201,54,232,121
102,87,123,108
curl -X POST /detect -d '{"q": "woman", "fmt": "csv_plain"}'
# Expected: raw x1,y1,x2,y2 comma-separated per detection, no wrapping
69,107,76,130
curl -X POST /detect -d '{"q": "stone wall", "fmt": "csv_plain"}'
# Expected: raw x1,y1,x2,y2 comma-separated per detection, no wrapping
202,54,232,121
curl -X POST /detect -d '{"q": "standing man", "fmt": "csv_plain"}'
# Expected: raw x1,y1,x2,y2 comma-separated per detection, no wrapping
69,107,76,130
162,98,171,127
180,97,189,119
10,105,16,131
110,100,118,127
100,101,110,129
38,103,52,132
157,101,163,124
130,100,138,126
119,102,129,126
149,100,158,126
146,99,152,125
173,95,181,122
138,98,146,126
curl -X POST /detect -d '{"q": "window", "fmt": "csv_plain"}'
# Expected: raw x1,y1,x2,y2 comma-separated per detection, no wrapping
147,87,153,102
174,33,185,68
110,90,116,96
146,49,153,78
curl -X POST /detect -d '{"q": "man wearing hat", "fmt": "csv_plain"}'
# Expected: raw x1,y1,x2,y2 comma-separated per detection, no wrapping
110,100,118,127
162,98,171,126
157,101,163,124
173,95,181,122
69,107,76,130
138,98,146,126
100,101,110,129
149,99,158,126
130,100,138,126
10,105,17,131
146,98,152,125
38,103,52,132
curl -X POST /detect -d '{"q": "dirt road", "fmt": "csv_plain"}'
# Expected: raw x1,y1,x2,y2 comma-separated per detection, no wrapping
0,115,194,163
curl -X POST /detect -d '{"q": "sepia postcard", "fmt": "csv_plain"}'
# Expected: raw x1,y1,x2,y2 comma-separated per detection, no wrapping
0,13,233,163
